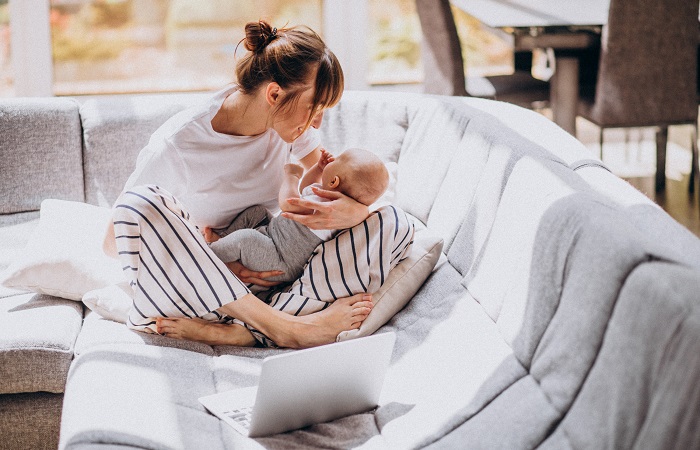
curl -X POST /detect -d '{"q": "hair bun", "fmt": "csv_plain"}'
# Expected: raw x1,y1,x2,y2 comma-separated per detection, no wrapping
244,20,279,53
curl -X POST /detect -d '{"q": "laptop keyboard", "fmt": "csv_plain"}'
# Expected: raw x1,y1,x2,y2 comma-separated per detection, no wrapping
223,406,253,430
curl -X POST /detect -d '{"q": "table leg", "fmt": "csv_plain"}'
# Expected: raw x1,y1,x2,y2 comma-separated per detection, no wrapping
550,55,579,136
656,126,668,193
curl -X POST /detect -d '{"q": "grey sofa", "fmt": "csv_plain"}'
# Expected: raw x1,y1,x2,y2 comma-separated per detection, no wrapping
1,90,700,450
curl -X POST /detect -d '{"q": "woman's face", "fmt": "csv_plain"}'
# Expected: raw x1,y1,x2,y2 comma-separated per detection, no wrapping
273,86,325,143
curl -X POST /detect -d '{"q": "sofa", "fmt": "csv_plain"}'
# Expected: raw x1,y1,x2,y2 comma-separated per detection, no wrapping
1,90,700,450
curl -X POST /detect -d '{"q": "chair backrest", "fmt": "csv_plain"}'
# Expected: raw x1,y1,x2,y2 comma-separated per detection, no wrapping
414,0,468,96
589,0,698,126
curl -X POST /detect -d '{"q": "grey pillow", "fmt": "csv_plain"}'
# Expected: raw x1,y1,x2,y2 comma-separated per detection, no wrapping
337,219,443,341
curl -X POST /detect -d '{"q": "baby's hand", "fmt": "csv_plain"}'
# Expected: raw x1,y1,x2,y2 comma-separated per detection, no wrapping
284,163,304,178
318,149,335,170
202,227,220,243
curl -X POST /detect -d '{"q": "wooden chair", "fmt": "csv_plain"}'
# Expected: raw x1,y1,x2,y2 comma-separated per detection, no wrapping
578,0,699,193
414,0,550,109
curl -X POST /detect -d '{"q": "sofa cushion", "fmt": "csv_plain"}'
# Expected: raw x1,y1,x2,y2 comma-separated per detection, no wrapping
318,90,412,168
0,200,124,301
0,98,84,215
60,344,265,450
462,156,580,345
395,95,485,250
551,261,700,449
0,293,83,394
75,310,217,357
577,165,700,269
394,96,592,266
337,218,444,341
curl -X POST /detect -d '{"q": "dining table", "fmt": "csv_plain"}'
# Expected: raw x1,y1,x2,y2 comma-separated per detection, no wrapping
450,0,610,136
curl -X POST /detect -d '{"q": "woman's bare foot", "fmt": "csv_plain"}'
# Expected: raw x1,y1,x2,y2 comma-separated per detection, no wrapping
215,292,373,349
282,294,374,348
156,317,256,346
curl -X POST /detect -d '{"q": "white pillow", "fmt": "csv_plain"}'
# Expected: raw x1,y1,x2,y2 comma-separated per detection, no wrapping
82,281,132,323
0,199,124,301
337,221,443,342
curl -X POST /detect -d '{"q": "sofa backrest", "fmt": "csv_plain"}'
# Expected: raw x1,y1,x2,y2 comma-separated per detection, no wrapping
79,92,208,207
0,98,83,223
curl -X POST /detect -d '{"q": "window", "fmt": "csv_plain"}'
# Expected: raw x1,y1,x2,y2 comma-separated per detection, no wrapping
2,0,514,97
451,5,513,77
367,0,422,86
365,0,514,86
50,0,322,95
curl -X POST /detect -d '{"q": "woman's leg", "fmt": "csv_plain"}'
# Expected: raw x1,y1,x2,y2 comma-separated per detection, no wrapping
113,185,251,333
113,184,373,347
239,204,413,347
155,317,258,346
155,292,372,348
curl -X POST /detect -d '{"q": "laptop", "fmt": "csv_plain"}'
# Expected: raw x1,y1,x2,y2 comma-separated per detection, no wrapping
198,332,396,438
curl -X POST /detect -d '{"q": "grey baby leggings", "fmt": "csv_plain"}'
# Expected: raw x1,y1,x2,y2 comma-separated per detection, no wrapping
209,205,323,285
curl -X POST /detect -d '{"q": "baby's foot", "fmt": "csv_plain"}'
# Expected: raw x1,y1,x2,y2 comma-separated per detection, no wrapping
286,294,373,348
156,317,256,346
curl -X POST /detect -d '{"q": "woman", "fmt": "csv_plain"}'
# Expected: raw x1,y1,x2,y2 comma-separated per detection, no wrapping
105,20,375,349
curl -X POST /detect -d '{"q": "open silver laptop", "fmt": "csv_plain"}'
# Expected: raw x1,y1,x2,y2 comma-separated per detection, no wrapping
198,332,396,438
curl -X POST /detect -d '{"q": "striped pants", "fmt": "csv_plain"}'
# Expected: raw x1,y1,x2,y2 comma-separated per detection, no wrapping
114,185,414,346
113,185,250,333
253,203,414,346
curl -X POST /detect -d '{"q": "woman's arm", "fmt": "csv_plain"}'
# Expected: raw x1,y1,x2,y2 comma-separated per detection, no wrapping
225,261,284,287
298,163,323,193
300,149,334,192
278,164,315,215
281,187,369,230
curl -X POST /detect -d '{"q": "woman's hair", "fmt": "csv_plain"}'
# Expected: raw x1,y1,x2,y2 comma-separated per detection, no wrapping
235,20,344,130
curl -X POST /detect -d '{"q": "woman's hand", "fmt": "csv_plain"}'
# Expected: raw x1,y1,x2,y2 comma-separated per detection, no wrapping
225,261,284,287
281,187,369,230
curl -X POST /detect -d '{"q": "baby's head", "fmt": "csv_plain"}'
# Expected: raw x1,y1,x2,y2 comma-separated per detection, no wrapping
321,148,389,206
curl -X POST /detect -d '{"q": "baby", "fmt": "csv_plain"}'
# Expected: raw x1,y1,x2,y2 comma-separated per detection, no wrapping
205,148,390,289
